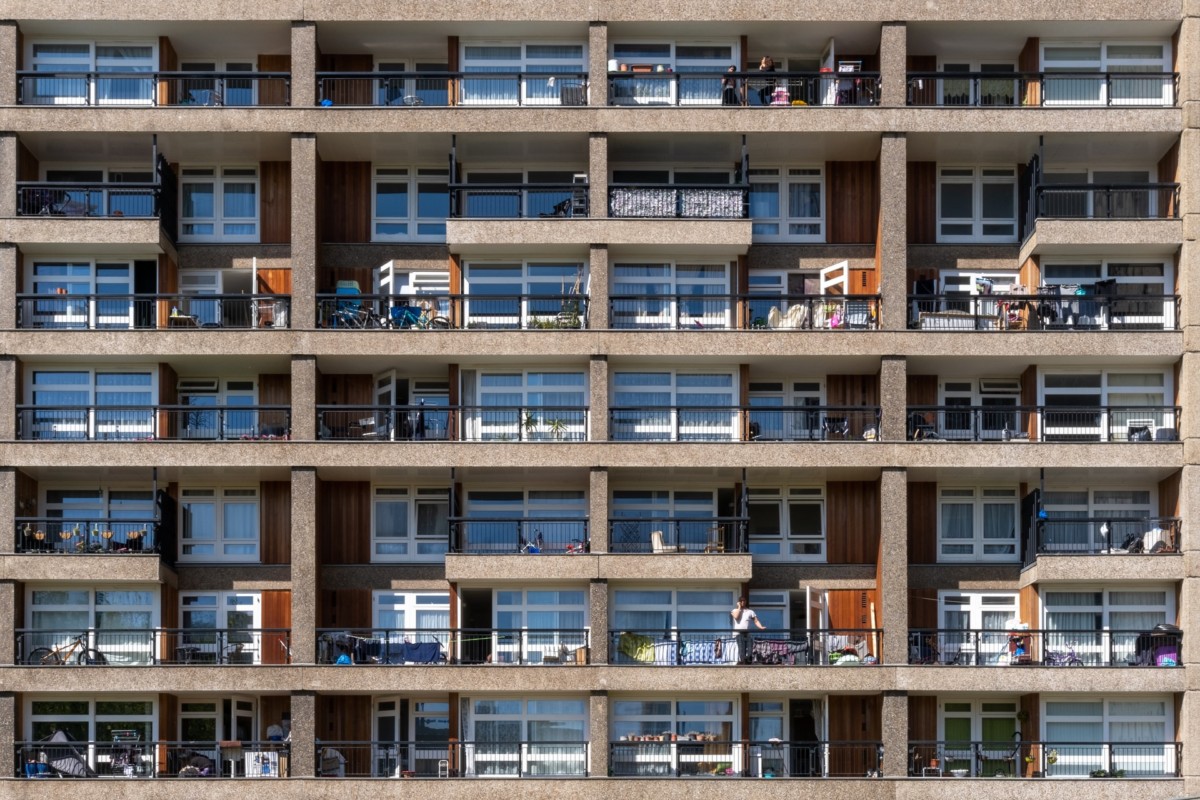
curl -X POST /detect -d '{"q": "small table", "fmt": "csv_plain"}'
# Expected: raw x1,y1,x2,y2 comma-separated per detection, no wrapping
169,315,199,328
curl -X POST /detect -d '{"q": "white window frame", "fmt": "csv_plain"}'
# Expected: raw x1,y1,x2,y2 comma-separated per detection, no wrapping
747,487,826,561
26,40,157,106
179,166,259,243
464,697,588,776
179,591,263,664
936,166,1018,243
494,588,589,663
748,379,824,441
25,695,157,774
373,698,452,777
461,260,588,328
1042,695,1174,777
465,370,588,441
937,486,1020,562
177,59,256,106
25,259,136,328
25,585,158,666
936,61,1018,106
459,42,587,106
1040,41,1173,106
25,367,156,440
936,591,1019,664
371,166,450,242
609,41,737,106
939,699,1020,776
1038,369,1173,442
611,697,742,776
1041,584,1173,666
370,485,450,563
611,261,733,329
178,486,260,563
611,370,738,441
748,166,825,242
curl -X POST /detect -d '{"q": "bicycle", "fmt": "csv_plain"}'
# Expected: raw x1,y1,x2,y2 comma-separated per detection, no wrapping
26,632,108,665
1043,641,1083,666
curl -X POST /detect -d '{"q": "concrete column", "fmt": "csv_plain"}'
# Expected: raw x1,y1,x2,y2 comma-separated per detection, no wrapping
290,354,317,441
588,22,608,106
0,133,18,219
879,355,907,442
1178,128,1200,328
878,22,907,108
0,22,17,106
290,467,318,664
0,582,15,666
588,243,609,329
288,690,316,777
879,467,908,665
880,690,908,777
0,246,16,330
290,134,318,330
0,467,14,552
0,356,16,441
1181,465,1199,785
0,692,15,778
1181,352,1200,442
589,691,609,777
589,578,608,664
290,21,318,108
588,467,608,554
588,133,608,219
878,133,907,331
589,354,609,442
1177,15,1200,107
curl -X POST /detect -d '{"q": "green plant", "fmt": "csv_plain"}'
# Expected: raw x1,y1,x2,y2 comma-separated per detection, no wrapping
1046,749,1058,766
546,418,569,440
523,413,540,436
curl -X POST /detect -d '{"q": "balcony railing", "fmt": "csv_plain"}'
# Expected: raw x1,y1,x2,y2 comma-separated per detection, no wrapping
15,740,290,778
611,739,884,778
1033,183,1179,219
450,517,589,554
16,70,291,106
908,740,1182,778
608,70,881,107
610,406,880,442
608,184,748,218
17,293,290,330
611,628,880,666
317,627,590,666
607,517,749,553
17,405,291,441
316,71,590,107
906,405,1180,443
316,293,588,330
317,404,588,442
908,292,1179,331
449,183,590,218
1033,516,1181,556
314,740,587,778
15,628,291,666
908,627,1181,668
15,518,158,554
16,182,159,218
906,71,1178,107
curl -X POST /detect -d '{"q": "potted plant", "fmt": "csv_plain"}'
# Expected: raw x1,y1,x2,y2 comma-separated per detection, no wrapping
546,418,569,440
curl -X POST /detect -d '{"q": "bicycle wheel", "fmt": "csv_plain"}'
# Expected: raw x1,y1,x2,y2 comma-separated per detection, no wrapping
76,648,108,666
1067,657,1083,666
27,647,61,665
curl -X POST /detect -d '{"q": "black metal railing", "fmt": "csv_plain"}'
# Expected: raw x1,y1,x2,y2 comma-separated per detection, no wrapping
905,405,1180,442
15,740,291,778
907,627,1181,667
607,517,749,553
16,70,291,106
308,740,449,778
608,183,748,218
317,404,588,442
906,71,1178,107
318,293,588,330
317,628,589,666
608,69,881,107
16,405,291,441
316,71,589,107
312,740,587,778
1035,516,1181,556
609,406,880,442
16,182,159,218
15,628,291,666
610,628,880,666
743,294,882,330
1034,183,1179,219
450,517,590,554
908,740,1182,778
16,293,290,330
745,740,884,778
449,183,590,218
14,518,158,554
610,739,883,778
908,292,1179,331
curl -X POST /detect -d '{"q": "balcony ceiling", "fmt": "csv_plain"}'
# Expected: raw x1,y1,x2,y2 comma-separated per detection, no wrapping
906,21,1180,58
906,465,1181,485
612,132,881,164
317,133,590,165
15,21,291,56
19,132,293,166
907,354,1180,375
13,465,293,483
906,132,1179,166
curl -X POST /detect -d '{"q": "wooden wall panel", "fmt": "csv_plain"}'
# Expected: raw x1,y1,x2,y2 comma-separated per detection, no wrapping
260,696,290,739
317,481,371,565
317,374,373,405
1019,39,1041,104
826,161,878,245
258,374,291,406
826,374,878,406
158,363,178,439
260,161,291,244
159,694,178,773
1159,472,1181,518
908,695,937,742
909,589,938,629
827,589,871,630
256,268,292,295
157,37,179,106
319,161,372,244
906,162,937,244
16,470,38,520
908,482,938,564
261,589,292,664
906,375,937,406
17,141,38,181
1020,365,1038,438
1158,141,1180,217
261,480,291,565
317,695,372,775
1019,585,1038,630
317,588,371,629
827,482,880,564
828,695,881,776
318,54,374,104
258,54,291,106
907,55,937,104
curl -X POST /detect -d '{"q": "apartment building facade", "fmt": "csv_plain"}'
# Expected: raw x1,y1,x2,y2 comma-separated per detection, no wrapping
0,1,1195,798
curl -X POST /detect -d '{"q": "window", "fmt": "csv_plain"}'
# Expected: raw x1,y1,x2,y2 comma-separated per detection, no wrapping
459,43,586,105
748,380,823,441
609,41,737,105
937,62,1017,106
940,700,1019,777
458,489,587,553
466,697,588,776
1041,42,1172,105
747,487,825,560
35,486,155,553
611,371,737,441
1040,488,1156,554
936,379,1020,440
372,591,450,643
612,262,732,328
26,41,156,105
1039,370,1172,442
938,487,1019,561
180,592,262,664
495,589,588,663
1040,261,1174,330
371,486,450,562
178,378,257,439
937,591,1018,664
25,586,157,665
26,697,156,763
1041,170,1158,218
749,167,824,241
375,60,451,106
1043,697,1174,776
372,167,449,241
374,698,451,776
611,490,722,551
462,261,587,328
25,368,155,441
179,697,258,745
179,487,259,562
611,587,737,641
1042,586,1172,666
460,371,588,441
179,167,259,242
936,167,1017,242
178,60,255,106
611,699,739,776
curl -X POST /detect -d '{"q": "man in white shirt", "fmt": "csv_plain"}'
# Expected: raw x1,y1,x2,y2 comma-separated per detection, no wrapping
731,596,766,663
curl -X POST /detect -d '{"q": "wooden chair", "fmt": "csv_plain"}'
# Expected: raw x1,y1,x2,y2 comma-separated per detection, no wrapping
650,530,684,554
703,525,725,553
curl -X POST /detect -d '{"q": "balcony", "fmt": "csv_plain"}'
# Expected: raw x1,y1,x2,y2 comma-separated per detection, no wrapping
316,71,589,107
316,405,587,442
907,627,1181,668
17,294,290,330
16,182,159,218
906,405,1179,443
906,71,1178,107
450,517,589,555
449,182,590,218
16,405,291,441
16,628,291,666
610,407,880,442
610,629,880,666
1032,516,1181,557
908,740,1182,779
315,293,587,330
908,292,1178,331
14,740,289,779
611,739,883,778
607,517,748,553
16,70,291,106
312,741,587,778
317,627,590,665
15,519,158,555
612,294,881,330
1031,183,1180,221
608,70,880,107
608,183,747,219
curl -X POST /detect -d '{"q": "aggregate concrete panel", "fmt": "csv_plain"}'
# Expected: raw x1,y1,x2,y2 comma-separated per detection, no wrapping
596,554,753,581
447,218,753,250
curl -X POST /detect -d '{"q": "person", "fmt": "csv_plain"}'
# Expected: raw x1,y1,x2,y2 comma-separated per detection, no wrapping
731,596,765,662
756,56,777,106
721,65,742,106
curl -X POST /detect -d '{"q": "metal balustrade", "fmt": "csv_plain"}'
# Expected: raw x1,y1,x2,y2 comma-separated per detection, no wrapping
16,182,159,218
908,740,1182,778
14,628,291,666
17,405,291,441
449,183,590,218
16,294,289,330
908,628,1181,667
14,518,158,554
1034,183,1179,219
450,518,590,554
906,71,1178,107
905,404,1180,443
609,70,880,107
1034,516,1181,556
610,406,880,442
317,627,589,666
316,71,589,107
15,740,291,778
608,184,748,218
908,292,1178,331
610,628,880,666
606,517,749,553
16,71,291,106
